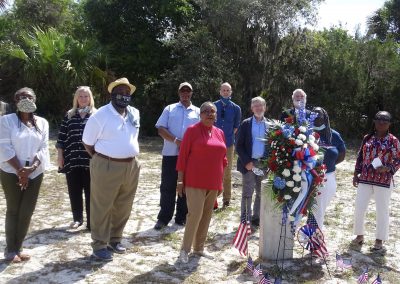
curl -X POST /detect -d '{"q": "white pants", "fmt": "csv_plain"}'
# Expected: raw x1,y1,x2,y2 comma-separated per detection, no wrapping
353,183,393,241
313,172,337,229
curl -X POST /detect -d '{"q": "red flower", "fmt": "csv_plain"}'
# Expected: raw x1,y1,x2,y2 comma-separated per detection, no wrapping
286,162,292,167
269,162,278,172
313,132,320,139
289,139,296,145
285,116,294,124
294,128,300,135
275,130,283,136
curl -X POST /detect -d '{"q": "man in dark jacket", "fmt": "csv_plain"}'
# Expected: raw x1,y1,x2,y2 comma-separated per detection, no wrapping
236,96,268,227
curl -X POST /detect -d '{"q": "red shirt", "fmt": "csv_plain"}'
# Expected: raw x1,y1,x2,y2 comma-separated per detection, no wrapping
177,122,227,191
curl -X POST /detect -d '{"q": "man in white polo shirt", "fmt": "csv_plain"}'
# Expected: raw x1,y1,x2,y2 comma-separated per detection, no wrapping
83,78,140,261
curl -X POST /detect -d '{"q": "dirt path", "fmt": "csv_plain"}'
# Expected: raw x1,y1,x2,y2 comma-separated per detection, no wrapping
0,137,399,283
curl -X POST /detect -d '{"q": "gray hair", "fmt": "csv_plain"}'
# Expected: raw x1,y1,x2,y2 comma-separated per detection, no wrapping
292,88,307,99
220,82,232,89
251,96,266,106
200,101,217,112
15,87,36,100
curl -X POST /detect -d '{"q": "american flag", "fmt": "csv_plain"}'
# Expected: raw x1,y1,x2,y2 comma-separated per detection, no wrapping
336,252,352,269
307,214,319,228
246,256,254,272
357,267,369,283
310,228,328,258
258,273,273,284
233,215,251,256
371,273,382,284
253,264,263,278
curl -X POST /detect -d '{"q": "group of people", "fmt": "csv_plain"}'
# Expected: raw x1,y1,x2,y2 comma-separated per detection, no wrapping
0,79,399,265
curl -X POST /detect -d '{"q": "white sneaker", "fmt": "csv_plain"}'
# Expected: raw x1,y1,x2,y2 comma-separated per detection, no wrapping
69,221,81,229
178,250,189,263
193,250,214,260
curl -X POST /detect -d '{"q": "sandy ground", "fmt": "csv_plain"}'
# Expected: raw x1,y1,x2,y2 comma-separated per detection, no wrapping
0,137,400,283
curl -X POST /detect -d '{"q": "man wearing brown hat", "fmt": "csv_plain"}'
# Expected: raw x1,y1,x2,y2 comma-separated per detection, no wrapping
83,78,141,261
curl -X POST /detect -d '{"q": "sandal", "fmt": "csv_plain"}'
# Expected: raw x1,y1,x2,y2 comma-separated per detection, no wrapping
370,244,386,252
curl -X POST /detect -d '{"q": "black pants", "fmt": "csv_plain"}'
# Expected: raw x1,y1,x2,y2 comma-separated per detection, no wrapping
66,167,90,228
157,156,187,224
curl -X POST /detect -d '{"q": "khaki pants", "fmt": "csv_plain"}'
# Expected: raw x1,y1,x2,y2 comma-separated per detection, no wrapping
181,187,218,253
222,145,234,203
90,154,140,251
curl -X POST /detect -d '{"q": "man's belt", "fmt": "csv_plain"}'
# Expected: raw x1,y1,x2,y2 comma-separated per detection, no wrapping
96,152,135,162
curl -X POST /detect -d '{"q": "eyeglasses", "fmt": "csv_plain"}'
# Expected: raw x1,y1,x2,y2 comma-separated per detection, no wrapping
374,119,390,124
112,93,131,100
201,109,216,115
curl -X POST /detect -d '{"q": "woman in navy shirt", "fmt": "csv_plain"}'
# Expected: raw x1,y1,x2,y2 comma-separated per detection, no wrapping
308,107,346,230
56,86,96,230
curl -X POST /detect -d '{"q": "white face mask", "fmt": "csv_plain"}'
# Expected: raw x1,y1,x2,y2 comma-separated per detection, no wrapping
293,100,306,109
17,98,37,113
313,124,326,131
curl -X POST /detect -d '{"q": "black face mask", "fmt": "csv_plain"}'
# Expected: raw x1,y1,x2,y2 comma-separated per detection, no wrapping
111,93,131,108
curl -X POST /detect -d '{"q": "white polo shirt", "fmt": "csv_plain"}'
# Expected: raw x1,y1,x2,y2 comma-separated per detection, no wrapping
82,103,140,158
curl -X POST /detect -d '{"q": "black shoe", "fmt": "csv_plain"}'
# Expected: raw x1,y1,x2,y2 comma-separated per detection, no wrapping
175,220,185,226
251,219,260,227
223,201,230,208
154,220,166,230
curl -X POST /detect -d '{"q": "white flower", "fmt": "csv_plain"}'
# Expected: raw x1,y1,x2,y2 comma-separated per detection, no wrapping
286,180,294,187
293,187,301,192
293,164,302,173
284,195,292,200
311,143,319,151
303,143,308,149
293,174,301,182
308,135,315,143
295,139,303,146
282,169,291,177
298,134,307,141
299,126,307,133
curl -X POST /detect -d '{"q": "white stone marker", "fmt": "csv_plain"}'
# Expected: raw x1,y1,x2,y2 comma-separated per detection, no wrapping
259,190,294,260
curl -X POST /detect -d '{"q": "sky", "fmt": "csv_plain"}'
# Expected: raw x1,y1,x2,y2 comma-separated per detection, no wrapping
315,0,387,34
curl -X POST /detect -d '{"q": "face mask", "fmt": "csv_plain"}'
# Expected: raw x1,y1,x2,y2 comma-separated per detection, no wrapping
78,106,90,114
293,100,306,109
220,96,231,104
17,98,37,113
313,124,326,131
112,93,131,108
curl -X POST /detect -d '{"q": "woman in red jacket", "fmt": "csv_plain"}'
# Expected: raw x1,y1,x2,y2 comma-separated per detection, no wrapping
176,101,227,263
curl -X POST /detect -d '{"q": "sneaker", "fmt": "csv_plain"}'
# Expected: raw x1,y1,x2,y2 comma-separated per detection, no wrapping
107,242,126,254
69,221,81,229
193,250,214,260
178,250,189,263
92,248,113,261
4,251,20,263
154,220,166,230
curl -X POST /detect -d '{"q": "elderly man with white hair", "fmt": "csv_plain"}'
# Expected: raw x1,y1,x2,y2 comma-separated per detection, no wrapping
280,88,311,122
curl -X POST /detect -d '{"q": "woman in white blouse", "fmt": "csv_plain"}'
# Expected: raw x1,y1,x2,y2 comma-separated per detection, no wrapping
0,87,50,263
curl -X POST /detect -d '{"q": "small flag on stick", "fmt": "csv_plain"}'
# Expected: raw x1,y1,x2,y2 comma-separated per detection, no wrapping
233,215,251,256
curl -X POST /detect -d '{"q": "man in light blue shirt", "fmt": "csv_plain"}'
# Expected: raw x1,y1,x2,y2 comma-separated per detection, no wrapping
214,82,241,208
154,82,200,230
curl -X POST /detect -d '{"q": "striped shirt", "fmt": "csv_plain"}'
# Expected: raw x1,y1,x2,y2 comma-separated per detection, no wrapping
56,112,92,173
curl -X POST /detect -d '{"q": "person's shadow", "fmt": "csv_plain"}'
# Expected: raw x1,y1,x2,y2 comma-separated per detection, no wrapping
128,256,200,283
2,256,107,284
